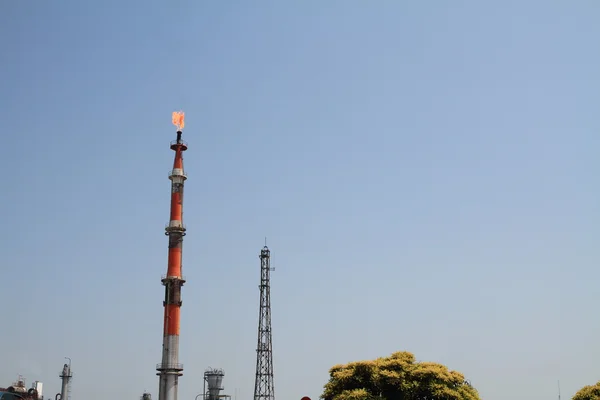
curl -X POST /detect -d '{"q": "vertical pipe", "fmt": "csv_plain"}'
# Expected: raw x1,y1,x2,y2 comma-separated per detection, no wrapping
58,362,71,400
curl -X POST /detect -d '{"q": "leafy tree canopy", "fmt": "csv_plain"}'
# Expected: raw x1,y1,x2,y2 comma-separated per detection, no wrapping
321,351,480,400
573,382,600,400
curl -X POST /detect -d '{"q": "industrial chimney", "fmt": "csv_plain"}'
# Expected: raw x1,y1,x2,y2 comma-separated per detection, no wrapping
157,111,188,400
56,360,72,400
203,369,224,400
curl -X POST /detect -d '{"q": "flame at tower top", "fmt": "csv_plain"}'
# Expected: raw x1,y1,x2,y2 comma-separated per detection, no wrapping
172,111,185,131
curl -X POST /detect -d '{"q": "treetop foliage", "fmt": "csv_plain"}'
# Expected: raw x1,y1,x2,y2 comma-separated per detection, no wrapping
573,381,600,400
321,351,480,400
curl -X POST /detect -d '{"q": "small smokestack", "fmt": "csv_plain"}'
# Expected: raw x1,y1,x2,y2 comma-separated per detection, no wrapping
58,361,72,400
204,369,224,400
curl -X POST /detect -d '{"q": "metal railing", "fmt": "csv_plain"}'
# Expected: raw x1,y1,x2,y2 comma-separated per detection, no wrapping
161,275,187,281
170,140,188,148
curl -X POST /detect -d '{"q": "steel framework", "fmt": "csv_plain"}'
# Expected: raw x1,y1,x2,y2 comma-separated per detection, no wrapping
253,245,275,400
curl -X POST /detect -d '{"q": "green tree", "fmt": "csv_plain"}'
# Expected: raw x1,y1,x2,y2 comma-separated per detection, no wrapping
573,382,600,400
321,351,480,400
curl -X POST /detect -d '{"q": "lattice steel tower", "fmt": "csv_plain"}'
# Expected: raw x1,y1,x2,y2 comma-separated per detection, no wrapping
253,245,275,400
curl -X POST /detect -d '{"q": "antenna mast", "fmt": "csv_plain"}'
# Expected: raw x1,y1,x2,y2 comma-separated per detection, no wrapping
253,245,275,400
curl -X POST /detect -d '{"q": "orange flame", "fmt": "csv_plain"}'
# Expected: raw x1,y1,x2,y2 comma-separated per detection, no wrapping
172,111,185,131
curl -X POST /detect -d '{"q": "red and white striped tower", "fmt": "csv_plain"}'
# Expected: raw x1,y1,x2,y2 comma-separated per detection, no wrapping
157,111,188,400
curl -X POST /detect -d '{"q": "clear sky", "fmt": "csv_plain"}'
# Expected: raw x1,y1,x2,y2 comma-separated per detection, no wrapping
0,1,598,400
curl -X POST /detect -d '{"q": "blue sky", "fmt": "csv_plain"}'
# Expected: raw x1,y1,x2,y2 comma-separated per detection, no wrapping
0,1,598,400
